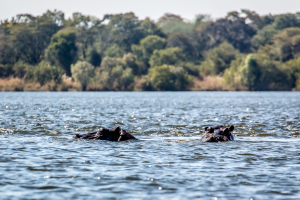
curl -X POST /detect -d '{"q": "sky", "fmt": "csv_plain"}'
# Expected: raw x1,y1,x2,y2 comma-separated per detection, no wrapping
1,0,299,21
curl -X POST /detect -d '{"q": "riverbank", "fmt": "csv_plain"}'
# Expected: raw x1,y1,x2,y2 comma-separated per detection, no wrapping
0,77,80,92
1,76,298,91
0,76,240,91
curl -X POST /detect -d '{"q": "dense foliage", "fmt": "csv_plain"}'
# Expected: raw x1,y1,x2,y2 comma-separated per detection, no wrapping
1,10,300,91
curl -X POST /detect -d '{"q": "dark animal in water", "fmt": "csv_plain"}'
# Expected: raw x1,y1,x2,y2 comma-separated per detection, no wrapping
74,125,235,142
200,125,235,142
73,126,138,141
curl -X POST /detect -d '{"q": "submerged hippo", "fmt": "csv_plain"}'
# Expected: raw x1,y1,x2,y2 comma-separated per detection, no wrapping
73,125,235,142
200,125,235,142
73,126,138,141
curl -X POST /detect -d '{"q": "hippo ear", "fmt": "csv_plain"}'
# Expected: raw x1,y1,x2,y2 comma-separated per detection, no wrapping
223,128,229,136
109,126,121,133
115,126,121,133
230,125,235,132
205,127,209,131
209,127,215,133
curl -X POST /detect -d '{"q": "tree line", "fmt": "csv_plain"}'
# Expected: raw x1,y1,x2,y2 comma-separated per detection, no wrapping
0,10,300,91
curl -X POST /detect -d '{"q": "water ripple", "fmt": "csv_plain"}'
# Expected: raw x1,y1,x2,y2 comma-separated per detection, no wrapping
0,92,300,199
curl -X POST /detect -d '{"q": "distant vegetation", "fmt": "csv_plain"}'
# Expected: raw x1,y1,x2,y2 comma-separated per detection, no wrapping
1,10,300,91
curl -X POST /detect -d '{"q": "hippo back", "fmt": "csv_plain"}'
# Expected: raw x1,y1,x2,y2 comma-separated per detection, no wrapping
73,126,138,141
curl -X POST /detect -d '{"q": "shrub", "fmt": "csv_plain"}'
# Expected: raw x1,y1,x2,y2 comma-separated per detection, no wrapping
148,65,192,91
149,47,185,68
71,61,94,91
224,54,293,90
32,61,63,85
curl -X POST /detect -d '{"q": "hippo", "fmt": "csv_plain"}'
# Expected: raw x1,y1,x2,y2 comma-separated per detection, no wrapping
200,125,235,142
73,126,138,141
73,125,235,142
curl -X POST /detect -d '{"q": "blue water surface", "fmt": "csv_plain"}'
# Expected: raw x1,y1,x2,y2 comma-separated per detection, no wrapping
0,92,300,199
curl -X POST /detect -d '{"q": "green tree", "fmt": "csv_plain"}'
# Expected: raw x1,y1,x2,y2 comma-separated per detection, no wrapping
0,64,13,78
98,14,165,57
33,61,63,85
86,47,101,67
140,17,165,38
141,35,167,59
99,56,123,71
10,11,63,65
65,12,101,29
94,61,134,91
157,13,194,36
0,44,15,65
254,54,292,90
132,35,167,62
251,25,278,50
241,9,265,30
241,9,274,30
274,13,300,30
194,14,212,29
12,61,32,78
149,47,185,68
177,62,201,77
273,27,300,61
148,65,192,91
46,29,78,76
0,20,15,65
68,14,102,62
71,61,94,90
223,54,246,89
122,53,146,75
240,54,261,90
104,13,144,51
224,53,293,90
200,42,237,75
194,16,256,52
157,13,184,26
103,43,126,58
111,66,134,90
284,57,300,89
167,33,198,60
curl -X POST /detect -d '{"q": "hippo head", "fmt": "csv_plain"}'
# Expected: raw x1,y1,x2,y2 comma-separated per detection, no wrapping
222,125,235,141
96,126,122,141
201,125,235,142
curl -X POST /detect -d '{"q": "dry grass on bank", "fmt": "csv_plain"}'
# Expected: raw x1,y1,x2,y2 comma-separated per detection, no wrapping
58,77,81,91
1,76,249,92
0,78,25,91
190,76,247,91
0,78,82,91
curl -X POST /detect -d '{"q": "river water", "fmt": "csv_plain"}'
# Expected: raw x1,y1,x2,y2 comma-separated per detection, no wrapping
0,92,300,199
